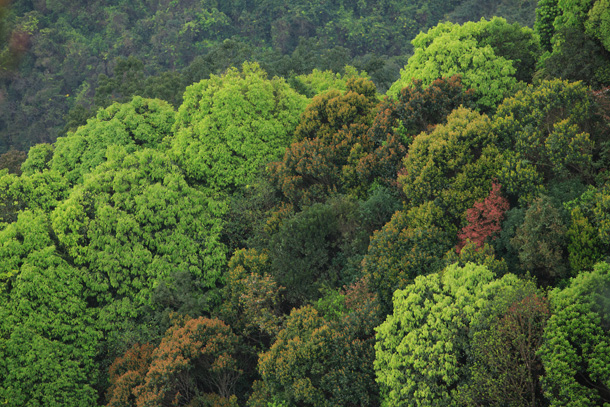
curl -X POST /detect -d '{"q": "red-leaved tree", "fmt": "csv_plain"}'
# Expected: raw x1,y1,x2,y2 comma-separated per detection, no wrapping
457,182,509,253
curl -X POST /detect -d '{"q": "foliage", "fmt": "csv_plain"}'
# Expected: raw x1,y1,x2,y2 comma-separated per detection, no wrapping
0,211,101,406
135,317,241,406
0,149,26,174
106,343,155,407
511,195,569,284
0,166,69,225
401,107,502,224
535,0,561,52
268,196,368,306
457,182,510,252
535,0,610,87
492,79,601,183
374,263,495,406
564,185,610,273
219,248,284,340
171,62,308,192
50,96,175,184
457,283,549,406
444,241,509,277
292,66,370,97
375,263,548,406
448,0,539,27
539,262,610,406
269,77,378,206
387,18,539,110
50,147,227,332
362,202,456,313
254,279,381,407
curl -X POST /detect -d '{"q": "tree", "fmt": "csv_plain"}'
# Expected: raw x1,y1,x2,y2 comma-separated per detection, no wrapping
457,182,510,252
457,288,549,407
564,185,610,273
0,167,69,226
511,195,569,284
219,248,284,341
492,79,601,183
0,149,27,174
387,18,537,110
539,262,610,406
50,96,176,184
374,263,495,406
375,263,547,406
352,75,474,194
535,0,610,87
291,66,370,97
50,147,227,337
170,62,308,192
106,343,155,407
268,196,366,306
135,317,241,407
254,279,381,407
535,0,561,52
400,107,503,224
362,202,455,313
268,77,379,205
0,211,101,406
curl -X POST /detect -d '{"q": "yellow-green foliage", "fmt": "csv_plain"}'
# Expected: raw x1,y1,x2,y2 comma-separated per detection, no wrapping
171,62,308,192
539,262,610,406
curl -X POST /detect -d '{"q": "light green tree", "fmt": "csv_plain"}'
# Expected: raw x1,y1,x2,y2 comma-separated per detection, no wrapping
375,263,547,406
387,18,539,110
0,211,101,406
538,262,610,406
50,96,176,185
374,263,496,406
50,147,227,333
171,61,308,192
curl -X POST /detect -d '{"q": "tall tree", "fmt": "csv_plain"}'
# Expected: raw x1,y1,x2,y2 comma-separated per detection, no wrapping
170,62,308,192
539,262,610,406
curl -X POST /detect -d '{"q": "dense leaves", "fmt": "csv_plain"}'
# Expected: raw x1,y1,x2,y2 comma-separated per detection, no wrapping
171,62,307,192
388,17,539,110
1,4,610,406
539,262,610,406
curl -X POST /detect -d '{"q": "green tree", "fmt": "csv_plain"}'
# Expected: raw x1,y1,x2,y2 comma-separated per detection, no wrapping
50,96,175,185
268,196,367,306
539,262,610,406
362,202,455,312
50,147,227,336
374,263,495,406
492,79,601,184
254,279,381,407
387,18,537,110
564,185,610,273
535,0,561,52
457,285,549,406
0,211,101,406
535,0,610,87
375,263,546,406
511,195,569,284
400,107,503,224
170,62,308,192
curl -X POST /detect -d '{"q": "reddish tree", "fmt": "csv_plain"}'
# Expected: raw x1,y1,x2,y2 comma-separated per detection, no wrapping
134,317,241,407
106,343,155,407
457,182,509,253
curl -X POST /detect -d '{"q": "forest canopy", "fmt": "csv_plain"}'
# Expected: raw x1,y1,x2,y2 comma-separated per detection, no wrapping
1,0,610,406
